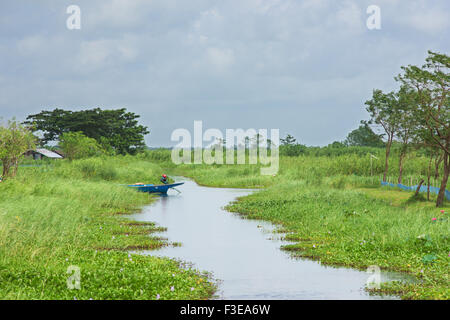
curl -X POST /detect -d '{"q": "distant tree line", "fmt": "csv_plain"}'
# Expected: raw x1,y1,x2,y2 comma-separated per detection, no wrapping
280,123,384,157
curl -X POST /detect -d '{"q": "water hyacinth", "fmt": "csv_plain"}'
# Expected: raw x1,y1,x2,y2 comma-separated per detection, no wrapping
0,156,214,301
170,286,175,292
156,294,160,300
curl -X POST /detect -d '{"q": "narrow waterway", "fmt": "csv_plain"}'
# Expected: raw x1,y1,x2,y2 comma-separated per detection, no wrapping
129,177,409,300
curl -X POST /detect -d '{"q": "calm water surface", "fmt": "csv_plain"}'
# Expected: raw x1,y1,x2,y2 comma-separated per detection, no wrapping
129,178,409,300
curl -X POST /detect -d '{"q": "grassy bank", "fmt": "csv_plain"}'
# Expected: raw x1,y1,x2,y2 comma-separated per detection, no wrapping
158,153,449,300
0,157,214,299
2,151,448,300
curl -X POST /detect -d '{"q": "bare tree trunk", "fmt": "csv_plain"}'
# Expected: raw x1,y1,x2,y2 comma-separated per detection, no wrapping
427,153,433,201
415,179,425,197
383,136,393,182
398,150,406,184
2,159,11,179
436,150,449,207
11,157,19,177
434,152,443,180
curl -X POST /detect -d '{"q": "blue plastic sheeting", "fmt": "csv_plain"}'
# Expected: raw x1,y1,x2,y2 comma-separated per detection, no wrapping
381,181,450,200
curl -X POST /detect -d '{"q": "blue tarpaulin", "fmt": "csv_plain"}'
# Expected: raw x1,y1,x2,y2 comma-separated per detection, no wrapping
381,181,450,200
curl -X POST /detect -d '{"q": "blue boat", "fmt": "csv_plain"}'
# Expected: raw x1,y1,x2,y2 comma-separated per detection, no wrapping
127,182,184,194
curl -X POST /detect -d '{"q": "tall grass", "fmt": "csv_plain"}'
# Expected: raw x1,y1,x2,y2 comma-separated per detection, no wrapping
0,157,214,299
2,149,448,299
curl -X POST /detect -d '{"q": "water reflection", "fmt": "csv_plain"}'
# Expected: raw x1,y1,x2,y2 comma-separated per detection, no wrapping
129,178,411,300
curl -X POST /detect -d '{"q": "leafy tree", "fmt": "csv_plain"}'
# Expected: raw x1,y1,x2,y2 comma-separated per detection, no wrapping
328,141,346,148
280,134,297,146
59,132,102,161
97,136,116,156
280,134,306,156
394,86,421,184
365,90,401,182
397,51,449,207
24,108,149,155
0,120,36,179
344,122,385,148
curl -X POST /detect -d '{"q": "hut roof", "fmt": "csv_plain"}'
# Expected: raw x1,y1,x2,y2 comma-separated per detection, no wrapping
34,148,64,159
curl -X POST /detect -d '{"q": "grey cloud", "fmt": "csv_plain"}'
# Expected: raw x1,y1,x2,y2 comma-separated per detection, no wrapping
0,0,449,146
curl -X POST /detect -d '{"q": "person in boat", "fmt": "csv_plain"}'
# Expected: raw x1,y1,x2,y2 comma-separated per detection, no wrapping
160,174,168,184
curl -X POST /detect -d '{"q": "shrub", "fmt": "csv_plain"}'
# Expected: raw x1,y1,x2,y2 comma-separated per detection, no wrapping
59,132,102,161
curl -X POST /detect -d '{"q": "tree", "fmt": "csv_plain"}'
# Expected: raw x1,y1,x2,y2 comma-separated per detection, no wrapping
365,90,401,182
0,120,36,179
280,134,306,156
395,86,420,184
397,51,449,207
328,141,346,148
344,122,385,147
425,148,442,200
24,108,149,155
280,134,297,146
59,132,102,161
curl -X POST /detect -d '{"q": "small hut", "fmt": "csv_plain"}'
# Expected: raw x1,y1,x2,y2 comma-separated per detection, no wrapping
24,148,64,160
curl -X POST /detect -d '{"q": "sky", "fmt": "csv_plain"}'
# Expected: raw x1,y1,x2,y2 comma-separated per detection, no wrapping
0,0,449,147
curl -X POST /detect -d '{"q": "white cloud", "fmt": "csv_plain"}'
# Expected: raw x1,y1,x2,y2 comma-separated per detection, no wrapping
336,1,364,33
78,40,111,68
17,35,45,56
77,35,139,70
401,8,449,34
206,47,235,71
89,0,149,28
375,0,450,34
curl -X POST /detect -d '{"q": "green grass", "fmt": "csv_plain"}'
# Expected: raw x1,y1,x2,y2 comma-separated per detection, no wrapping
2,151,449,300
0,156,214,299
156,151,449,300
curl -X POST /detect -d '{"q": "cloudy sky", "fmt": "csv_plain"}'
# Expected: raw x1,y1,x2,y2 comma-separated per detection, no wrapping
0,0,449,146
